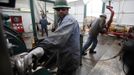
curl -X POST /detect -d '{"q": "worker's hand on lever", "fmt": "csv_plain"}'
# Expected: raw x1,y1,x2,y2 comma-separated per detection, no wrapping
24,47,44,69
106,5,113,10
106,6,114,14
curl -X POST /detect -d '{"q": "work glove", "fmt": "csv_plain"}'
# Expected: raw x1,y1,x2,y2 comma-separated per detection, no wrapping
100,28,107,34
24,47,44,69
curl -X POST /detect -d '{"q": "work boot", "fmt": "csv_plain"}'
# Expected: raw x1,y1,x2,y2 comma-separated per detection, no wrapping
89,49,96,54
89,51,96,54
82,52,87,56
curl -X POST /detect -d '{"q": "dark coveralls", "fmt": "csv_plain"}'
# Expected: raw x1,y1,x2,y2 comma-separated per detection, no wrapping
38,14,80,75
39,18,48,36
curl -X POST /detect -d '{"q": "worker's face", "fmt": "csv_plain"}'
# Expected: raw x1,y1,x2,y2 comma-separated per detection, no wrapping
55,8,69,17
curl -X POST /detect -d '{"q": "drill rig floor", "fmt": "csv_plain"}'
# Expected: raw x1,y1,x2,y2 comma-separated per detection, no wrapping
22,31,125,75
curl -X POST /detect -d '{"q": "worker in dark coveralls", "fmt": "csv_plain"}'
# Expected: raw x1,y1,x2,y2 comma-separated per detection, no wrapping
39,14,49,36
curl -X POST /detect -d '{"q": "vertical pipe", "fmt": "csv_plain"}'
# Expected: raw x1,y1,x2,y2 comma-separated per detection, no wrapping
84,4,87,19
102,2,105,13
81,3,87,66
44,0,47,19
0,12,13,75
29,0,38,44
80,34,83,66
83,4,87,31
45,0,46,13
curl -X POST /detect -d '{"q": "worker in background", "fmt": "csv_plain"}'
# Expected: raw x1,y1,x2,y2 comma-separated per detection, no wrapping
24,0,80,75
82,5,114,55
39,14,49,36
82,14,107,55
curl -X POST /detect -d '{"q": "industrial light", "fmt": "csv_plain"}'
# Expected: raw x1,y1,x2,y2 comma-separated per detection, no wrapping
19,8,30,12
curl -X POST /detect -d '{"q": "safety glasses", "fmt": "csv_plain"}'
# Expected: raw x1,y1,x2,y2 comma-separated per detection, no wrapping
55,8,67,11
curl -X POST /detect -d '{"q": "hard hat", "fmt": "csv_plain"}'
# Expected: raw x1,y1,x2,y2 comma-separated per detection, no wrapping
53,0,70,9
100,14,107,18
